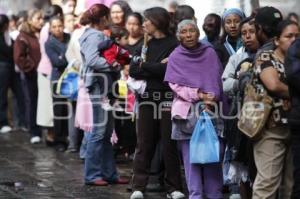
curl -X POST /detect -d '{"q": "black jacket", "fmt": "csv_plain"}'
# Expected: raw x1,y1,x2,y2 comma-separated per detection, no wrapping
0,32,14,64
129,36,178,102
285,38,300,125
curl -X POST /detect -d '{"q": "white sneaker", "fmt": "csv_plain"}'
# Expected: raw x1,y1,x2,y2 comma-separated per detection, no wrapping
229,194,241,199
101,102,114,111
167,191,185,199
0,126,12,134
130,191,144,199
30,136,41,144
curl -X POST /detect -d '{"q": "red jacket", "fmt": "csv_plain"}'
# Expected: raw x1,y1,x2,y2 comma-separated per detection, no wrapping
101,43,130,66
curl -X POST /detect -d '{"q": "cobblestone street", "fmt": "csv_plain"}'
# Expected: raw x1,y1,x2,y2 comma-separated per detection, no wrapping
0,131,165,199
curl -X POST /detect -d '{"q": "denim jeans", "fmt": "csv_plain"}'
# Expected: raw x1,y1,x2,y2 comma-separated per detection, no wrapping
80,133,88,159
68,101,80,150
20,71,41,137
84,83,118,183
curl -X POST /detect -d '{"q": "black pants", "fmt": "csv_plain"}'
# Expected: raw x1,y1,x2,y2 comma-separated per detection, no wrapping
0,62,25,128
290,124,300,199
132,102,182,193
21,71,41,137
114,111,136,154
52,83,69,144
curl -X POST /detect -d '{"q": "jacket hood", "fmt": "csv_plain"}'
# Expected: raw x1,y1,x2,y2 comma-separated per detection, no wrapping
79,27,106,46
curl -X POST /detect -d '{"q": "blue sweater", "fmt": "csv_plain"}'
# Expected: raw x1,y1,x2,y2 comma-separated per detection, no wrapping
79,28,111,89
45,33,70,81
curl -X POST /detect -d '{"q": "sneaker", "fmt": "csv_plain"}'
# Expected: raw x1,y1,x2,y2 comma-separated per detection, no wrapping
130,191,144,199
19,126,29,132
113,105,124,112
229,194,241,199
0,126,12,134
66,148,78,153
30,136,41,144
101,101,114,111
167,191,185,199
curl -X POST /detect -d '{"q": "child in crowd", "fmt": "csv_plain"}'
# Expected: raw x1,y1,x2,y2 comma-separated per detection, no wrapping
97,25,131,110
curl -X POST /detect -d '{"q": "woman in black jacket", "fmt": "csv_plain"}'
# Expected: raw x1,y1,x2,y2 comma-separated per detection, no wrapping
0,14,14,133
45,16,70,151
285,38,300,198
129,7,184,199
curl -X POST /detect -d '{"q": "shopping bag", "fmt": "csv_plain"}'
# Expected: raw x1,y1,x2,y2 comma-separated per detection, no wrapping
190,111,220,164
74,79,93,132
56,60,80,100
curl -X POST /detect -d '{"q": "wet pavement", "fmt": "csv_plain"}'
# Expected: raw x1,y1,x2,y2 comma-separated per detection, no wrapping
0,131,166,199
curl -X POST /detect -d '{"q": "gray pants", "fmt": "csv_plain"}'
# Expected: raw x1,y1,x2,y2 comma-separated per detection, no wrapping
253,126,293,199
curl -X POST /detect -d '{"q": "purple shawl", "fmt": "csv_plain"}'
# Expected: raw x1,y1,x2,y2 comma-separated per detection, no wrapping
164,43,223,100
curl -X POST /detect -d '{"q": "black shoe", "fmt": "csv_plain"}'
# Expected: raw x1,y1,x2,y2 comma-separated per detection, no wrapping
55,144,67,152
45,139,56,147
66,148,78,153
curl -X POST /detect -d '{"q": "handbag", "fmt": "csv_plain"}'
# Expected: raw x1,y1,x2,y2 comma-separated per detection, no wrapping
190,111,220,164
56,60,80,100
237,80,273,139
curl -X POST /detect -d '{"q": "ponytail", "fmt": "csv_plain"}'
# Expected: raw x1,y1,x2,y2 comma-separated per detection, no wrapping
80,4,109,26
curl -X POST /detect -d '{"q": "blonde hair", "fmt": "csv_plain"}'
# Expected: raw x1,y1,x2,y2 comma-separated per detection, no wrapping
20,9,42,34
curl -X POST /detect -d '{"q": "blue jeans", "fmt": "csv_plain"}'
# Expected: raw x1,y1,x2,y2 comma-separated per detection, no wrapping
20,71,41,137
84,83,118,183
80,132,88,159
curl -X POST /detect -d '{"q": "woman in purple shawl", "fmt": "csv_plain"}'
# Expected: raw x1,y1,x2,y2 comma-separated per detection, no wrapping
164,19,224,199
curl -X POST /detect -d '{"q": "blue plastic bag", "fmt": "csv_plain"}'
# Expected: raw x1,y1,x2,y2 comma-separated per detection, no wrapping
190,111,220,164
56,61,80,100
60,72,79,100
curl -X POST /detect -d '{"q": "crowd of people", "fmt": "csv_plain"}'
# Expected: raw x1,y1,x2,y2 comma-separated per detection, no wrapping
0,0,300,198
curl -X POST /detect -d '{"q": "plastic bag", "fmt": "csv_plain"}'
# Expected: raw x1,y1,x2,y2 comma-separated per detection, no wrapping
56,60,80,100
190,111,220,164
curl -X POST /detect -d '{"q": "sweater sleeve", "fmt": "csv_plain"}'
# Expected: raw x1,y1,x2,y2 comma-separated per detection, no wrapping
129,62,152,79
141,62,167,79
169,83,200,102
13,37,35,72
222,54,239,94
82,32,109,71
45,41,68,71
65,34,77,63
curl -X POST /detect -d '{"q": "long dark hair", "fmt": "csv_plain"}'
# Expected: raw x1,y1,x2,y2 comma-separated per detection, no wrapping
110,0,132,23
44,4,63,22
144,7,174,36
80,4,110,26
0,14,9,33
276,20,299,38
126,12,143,26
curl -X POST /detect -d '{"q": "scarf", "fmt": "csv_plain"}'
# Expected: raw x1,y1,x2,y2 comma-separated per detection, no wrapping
164,43,222,99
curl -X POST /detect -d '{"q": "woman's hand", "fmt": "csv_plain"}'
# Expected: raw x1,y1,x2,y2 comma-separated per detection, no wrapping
198,92,216,110
161,58,168,64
